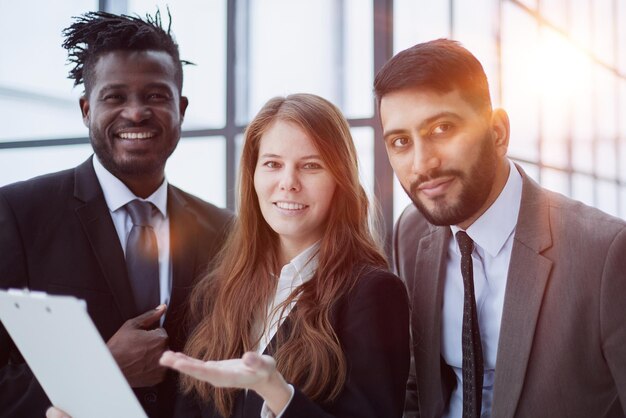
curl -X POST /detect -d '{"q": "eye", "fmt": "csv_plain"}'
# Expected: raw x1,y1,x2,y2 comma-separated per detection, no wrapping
102,94,124,102
147,93,170,101
302,162,323,169
431,123,454,136
263,161,281,169
391,137,410,149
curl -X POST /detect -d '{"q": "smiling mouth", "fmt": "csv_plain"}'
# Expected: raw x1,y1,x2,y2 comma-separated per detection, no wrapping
274,201,308,211
116,132,156,139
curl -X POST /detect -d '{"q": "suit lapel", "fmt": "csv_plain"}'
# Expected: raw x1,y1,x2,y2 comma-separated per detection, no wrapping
167,186,198,291
492,168,553,417
164,186,199,347
413,225,450,417
73,157,136,319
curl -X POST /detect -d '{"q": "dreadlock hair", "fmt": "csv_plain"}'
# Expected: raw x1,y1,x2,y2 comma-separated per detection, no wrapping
62,9,186,96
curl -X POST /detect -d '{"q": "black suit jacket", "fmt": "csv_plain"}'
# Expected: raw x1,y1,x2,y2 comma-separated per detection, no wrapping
175,266,411,418
0,157,233,418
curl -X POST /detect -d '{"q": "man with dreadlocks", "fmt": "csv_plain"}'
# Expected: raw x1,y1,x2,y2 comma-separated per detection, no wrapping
0,10,232,418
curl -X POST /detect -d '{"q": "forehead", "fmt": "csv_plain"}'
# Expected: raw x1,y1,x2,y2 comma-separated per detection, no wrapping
380,87,482,128
258,120,319,157
91,50,179,91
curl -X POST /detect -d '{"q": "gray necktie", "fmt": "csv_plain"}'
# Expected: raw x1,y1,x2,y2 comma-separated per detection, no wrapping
456,231,483,418
125,199,160,316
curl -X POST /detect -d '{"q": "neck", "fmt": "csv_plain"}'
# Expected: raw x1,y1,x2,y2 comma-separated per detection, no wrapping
120,173,164,199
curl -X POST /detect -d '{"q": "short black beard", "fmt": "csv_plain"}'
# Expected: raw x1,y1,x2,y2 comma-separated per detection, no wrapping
405,133,497,226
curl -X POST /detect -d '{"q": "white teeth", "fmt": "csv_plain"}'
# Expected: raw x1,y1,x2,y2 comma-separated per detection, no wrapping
275,202,306,210
118,132,155,139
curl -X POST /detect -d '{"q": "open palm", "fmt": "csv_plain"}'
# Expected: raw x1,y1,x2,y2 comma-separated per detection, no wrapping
160,351,276,390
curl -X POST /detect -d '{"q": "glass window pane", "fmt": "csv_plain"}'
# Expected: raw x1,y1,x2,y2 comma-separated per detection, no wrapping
619,0,626,74
394,0,450,53
0,98,85,143
128,0,227,129
620,80,626,183
344,0,374,119
244,0,342,122
597,179,618,216
571,0,592,50
516,0,537,10
539,29,589,169
594,67,617,179
0,144,93,187
502,2,540,162
0,1,98,141
166,137,226,207
593,0,614,65
621,187,626,219
571,50,595,173
540,0,567,31
351,127,374,199
541,168,569,196
572,173,595,207
453,0,499,104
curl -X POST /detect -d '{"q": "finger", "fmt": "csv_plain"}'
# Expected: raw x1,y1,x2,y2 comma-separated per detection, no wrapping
46,406,71,418
131,304,167,329
160,350,195,367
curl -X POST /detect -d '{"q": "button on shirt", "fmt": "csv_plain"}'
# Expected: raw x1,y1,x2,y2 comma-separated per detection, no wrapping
92,157,172,315
442,160,522,418
257,242,319,418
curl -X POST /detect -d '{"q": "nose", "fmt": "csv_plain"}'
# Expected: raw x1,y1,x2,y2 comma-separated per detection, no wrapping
411,141,441,177
121,99,152,123
279,167,300,192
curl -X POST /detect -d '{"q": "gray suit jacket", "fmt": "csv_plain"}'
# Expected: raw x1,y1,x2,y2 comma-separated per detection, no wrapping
394,165,626,418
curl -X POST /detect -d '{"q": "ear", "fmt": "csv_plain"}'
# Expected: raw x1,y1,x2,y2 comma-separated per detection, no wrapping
179,96,189,123
490,108,510,157
79,96,90,128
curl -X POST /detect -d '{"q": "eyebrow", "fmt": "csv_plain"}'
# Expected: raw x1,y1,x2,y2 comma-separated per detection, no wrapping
259,153,323,160
383,111,461,139
98,82,174,93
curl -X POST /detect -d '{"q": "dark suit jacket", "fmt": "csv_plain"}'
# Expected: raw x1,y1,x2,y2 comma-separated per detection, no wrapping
395,165,626,418
0,157,233,418
174,266,411,418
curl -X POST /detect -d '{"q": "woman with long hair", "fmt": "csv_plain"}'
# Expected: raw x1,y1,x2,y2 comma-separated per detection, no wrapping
162,93,410,417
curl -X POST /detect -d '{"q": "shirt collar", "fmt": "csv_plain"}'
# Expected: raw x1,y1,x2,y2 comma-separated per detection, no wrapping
92,155,168,217
450,159,522,257
278,242,320,288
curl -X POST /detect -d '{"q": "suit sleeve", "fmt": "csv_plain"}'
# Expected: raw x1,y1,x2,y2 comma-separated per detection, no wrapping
282,271,410,418
0,190,51,417
600,226,626,413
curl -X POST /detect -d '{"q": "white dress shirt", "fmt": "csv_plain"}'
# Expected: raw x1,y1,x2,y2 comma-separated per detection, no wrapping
442,160,522,418
257,242,319,418
92,156,172,312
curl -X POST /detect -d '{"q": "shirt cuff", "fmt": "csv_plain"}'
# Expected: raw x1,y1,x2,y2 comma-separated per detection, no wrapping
260,384,295,418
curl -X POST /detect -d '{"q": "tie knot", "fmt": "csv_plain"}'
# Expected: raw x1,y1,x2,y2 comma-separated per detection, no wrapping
126,200,156,227
456,231,474,257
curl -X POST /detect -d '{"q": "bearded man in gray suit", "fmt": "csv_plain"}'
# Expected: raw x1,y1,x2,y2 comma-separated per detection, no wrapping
374,38,626,418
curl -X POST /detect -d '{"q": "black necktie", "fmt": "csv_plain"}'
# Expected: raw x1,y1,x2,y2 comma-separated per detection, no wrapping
125,200,160,316
456,231,483,418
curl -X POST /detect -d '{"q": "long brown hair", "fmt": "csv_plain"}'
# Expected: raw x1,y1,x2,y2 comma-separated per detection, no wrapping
182,93,387,416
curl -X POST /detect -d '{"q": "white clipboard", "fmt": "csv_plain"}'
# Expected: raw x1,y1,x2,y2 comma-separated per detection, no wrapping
0,289,147,418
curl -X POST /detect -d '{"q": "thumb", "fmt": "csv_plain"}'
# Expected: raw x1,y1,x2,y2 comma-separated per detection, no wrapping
132,304,167,329
242,352,276,374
